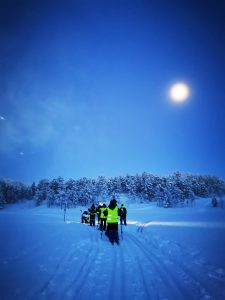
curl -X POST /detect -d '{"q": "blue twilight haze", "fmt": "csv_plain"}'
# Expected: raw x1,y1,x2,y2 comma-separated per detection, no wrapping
0,0,225,183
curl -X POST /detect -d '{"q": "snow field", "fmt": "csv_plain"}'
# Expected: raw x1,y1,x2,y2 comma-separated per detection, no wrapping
0,198,225,300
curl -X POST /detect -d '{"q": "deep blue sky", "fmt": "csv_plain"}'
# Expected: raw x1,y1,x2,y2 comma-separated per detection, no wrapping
0,0,225,183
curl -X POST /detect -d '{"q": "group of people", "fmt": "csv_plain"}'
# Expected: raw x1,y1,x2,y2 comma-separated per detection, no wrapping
81,198,127,244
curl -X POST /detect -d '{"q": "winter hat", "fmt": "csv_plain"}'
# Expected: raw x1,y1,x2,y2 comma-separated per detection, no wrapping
110,199,117,205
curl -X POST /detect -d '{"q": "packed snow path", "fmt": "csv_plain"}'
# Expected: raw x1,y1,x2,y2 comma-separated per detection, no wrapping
1,201,225,300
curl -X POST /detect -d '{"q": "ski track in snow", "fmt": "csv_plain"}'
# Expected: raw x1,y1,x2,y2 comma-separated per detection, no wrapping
1,203,225,300
126,232,188,300
133,226,225,300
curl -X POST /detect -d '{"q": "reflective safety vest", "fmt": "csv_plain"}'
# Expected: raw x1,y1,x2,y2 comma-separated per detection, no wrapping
100,207,107,219
107,207,118,223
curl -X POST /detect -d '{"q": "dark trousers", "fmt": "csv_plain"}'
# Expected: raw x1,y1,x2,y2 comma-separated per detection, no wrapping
99,218,107,231
90,218,95,226
120,216,127,225
81,216,88,223
106,223,119,242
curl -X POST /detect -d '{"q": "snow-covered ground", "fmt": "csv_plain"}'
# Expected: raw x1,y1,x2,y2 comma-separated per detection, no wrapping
0,198,225,300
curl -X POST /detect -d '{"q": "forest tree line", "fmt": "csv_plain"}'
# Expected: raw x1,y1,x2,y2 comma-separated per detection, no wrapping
0,172,225,208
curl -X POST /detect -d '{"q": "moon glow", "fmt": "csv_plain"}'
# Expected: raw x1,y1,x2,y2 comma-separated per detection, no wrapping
169,83,190,102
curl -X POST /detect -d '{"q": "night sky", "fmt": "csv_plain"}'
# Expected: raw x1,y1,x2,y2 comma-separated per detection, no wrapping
0,0,225,183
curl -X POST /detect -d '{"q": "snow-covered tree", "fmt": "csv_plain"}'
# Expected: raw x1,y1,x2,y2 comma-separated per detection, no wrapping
65,178,77,207
95,176,109,203
34,179,49,206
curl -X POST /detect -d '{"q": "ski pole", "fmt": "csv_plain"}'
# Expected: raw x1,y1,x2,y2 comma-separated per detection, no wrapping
121,223,123,240
64,207,66,222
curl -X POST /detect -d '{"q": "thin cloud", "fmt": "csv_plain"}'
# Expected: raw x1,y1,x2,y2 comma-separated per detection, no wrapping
0,97,86,154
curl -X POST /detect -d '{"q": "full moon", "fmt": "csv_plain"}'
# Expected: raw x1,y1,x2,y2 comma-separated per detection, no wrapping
169,83,190,102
